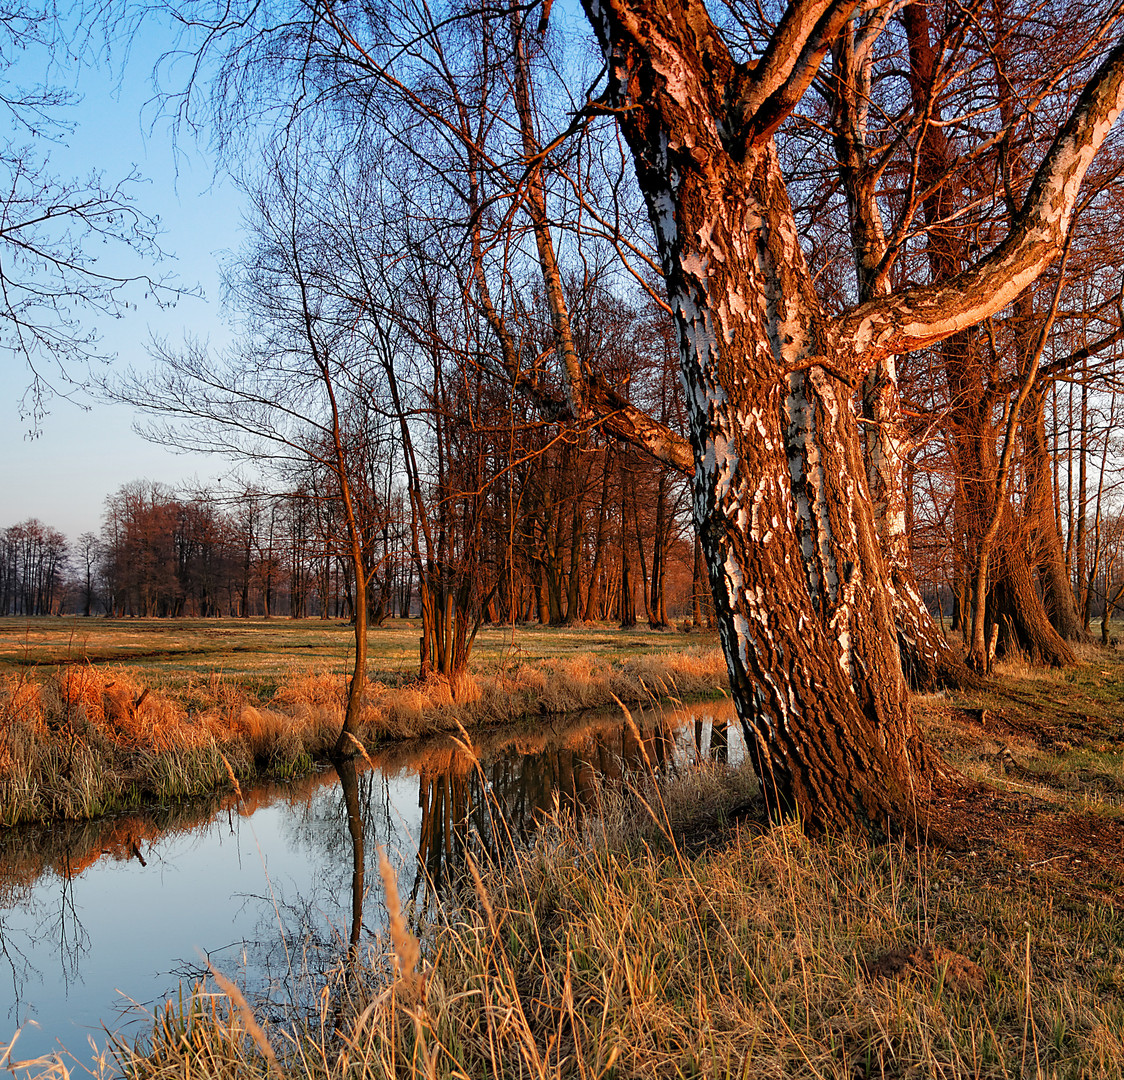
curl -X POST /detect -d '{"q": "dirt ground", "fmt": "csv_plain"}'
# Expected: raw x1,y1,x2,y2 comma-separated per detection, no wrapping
918,655,1124,907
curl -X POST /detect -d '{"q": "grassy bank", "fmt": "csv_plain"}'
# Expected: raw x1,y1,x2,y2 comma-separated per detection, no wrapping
0,696,733,887
0,620,726,825
7,654,1124,1078
59,697,1124,1079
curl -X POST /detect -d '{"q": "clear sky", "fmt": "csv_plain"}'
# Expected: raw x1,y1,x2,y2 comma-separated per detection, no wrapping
1,18,243,542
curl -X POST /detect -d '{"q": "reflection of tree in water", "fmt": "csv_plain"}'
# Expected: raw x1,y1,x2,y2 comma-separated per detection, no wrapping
0,699,741,1042
411,704,742,910
207,761,405,1020
0,807,203,1035
338,757,364,958
690,709,732,764
0,872,88,1035
225,703,743,993
0,777,343,1038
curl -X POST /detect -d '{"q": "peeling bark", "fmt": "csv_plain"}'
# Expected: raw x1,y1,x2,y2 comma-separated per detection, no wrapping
829,21,969,690
581,0,942,831
578,0,1124,830
837,30,1124,364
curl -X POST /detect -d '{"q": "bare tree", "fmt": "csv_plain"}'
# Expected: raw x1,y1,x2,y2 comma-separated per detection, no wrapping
1,5,183,428
114,147,393,749
147,0,1124,831
575,0,1124,829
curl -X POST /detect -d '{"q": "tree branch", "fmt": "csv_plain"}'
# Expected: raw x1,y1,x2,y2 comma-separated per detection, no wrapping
836,30,1124,363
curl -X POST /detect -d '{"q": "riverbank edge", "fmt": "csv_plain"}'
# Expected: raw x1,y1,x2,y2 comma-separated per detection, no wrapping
0,647,728,828
81,746,1124,1079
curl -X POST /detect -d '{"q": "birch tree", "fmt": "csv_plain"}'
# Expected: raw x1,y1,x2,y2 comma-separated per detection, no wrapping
575,0,1124,829
150,0,1124,830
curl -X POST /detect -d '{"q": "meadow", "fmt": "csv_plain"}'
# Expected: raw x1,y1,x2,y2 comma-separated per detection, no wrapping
11,650,1124,1079
0,616,727,825
0,616,711,695
3,618,1124,1078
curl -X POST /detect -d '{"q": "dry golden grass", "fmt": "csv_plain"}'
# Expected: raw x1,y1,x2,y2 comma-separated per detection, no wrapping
0,616,721,690
0,665,337,825
11,643,1124,1080
7,638,1124,1078
0,616,728,825
83,757,1124,1080
0,642,727,825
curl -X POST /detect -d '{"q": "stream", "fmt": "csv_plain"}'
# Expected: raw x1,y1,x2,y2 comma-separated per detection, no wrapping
0,698,742,1068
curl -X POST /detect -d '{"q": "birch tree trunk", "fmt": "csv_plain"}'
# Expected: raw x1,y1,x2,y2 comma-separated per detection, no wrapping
593,115,935,826
830,18,969,690
579,0,1124,830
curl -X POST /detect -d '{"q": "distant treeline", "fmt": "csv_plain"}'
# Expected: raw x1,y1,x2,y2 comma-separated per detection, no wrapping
2,454,711,625
0,519,68,617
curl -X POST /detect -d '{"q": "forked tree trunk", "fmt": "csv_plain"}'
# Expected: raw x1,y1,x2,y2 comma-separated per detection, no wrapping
831,18,968,691
595,130,937,827
992,529,1078,665
862,355,970,689
903,2,1076,674
579,0,1124,831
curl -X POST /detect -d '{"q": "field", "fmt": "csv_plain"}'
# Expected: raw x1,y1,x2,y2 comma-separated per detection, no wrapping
4,621,1124,1076
0,616,714,696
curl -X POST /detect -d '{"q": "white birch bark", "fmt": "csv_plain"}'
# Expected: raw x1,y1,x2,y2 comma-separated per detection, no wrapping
579,0,1124,828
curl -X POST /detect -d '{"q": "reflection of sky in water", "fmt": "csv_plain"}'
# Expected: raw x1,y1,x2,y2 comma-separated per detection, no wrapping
0,701,740,1067
0,770,425,1066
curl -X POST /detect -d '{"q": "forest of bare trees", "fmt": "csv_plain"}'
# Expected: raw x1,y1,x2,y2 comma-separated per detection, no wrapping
9,0,1124,829
0,447,703,625
111,0,1124,827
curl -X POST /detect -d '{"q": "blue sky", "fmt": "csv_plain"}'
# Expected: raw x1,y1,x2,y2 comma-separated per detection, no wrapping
1,19,242,541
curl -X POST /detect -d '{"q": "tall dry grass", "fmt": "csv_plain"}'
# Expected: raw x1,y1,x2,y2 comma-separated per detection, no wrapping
0,666,339,826
0,647,726,825
368,648,727,739
63,758,1124,1080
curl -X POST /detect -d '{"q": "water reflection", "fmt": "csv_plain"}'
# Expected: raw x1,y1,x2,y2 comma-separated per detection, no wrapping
337,756,365,960
409,709,725,904
0,698,740,1064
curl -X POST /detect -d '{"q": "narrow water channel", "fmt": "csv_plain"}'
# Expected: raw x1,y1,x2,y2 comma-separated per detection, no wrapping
0,699,741,1068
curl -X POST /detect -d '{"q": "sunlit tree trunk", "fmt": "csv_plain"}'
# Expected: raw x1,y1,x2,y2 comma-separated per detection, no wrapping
830,13,968,690
610,126,934,825
1024,380,1085,639
580,0,1124,829
904,2,1077,671
584,448,613,621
